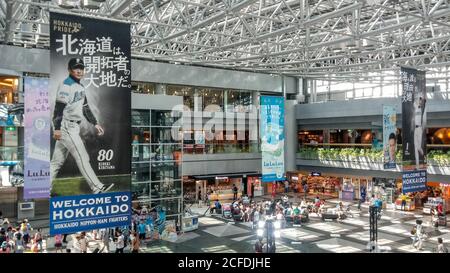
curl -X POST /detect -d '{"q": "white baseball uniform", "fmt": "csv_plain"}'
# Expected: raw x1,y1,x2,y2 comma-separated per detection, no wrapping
51,75,107,194
414,100,424,169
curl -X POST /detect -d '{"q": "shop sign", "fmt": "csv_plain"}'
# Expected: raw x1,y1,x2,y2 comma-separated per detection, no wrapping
311,172,321,176
49,192,131,234
215,176,228,180
402,170,427,193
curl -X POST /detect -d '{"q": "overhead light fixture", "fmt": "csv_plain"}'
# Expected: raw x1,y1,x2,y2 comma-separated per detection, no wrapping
81,0,100,9
56,0,78,9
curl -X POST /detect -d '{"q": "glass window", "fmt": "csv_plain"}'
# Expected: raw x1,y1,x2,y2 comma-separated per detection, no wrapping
132,144,152,162
227,90,253,112
167,85,194,111
151,162,181,181
150,180,182,198
151,127,178,143
151,110,181,126
131,81,156,94
132,182,150,201
151,198,180,216
132,127,150,143
132,163,150,183
151,144,182,160
0,77,19,104
132,110,150,126
198,88,224,112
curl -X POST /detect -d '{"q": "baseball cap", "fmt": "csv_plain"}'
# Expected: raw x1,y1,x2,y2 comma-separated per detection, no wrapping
68,58,85,70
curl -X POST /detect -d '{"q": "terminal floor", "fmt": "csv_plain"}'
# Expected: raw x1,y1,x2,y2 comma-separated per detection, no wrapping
140,200,447,253
33,196,448,253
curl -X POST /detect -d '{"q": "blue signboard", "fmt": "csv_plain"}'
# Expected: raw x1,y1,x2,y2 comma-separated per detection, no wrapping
50,191,131,235
402,170,427,194
260,96,285,182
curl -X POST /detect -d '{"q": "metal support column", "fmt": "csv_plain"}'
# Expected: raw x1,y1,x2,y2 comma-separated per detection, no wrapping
369,205,378,252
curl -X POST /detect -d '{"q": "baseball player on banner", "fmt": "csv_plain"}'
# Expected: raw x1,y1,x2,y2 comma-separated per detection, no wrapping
50,58,114,194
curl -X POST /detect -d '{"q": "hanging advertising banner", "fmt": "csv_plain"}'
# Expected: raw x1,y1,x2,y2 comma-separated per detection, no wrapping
402,170,427,193
260,96,285,182
383,105,397,169
49,13,131,235
401,67,427,193
24,77,51,199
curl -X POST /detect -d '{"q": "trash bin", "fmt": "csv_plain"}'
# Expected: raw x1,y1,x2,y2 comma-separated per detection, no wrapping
17,201,35,220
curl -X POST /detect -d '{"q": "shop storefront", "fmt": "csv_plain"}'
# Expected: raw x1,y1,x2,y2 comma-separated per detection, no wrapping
287,171,375,201
392,181,450,212
368,177,399,207
186,172,261,204
426,182,450,213
287,171,341,199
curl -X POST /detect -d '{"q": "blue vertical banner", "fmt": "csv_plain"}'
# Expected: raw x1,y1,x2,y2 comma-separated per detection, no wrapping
260,96,285,182
24,77,51,199
49,13,131,235
383,105,397,169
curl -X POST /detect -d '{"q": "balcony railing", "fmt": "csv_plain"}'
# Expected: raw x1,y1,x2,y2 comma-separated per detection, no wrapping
298,144,450,166
183,143,260,155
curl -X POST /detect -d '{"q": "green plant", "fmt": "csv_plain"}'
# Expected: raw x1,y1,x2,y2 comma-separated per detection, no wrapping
298,146,450,166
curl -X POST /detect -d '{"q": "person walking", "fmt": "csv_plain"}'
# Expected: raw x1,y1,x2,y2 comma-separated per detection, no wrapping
33,228,43,252
358,187,366,210
20,219,32,249
100,228,110,253
131,231,140,253
79,232,88,253
400,194,408,211
233,184,238,201
54,234,63,253
412,219,425,250
436,238,448,253
138,219,147,242
303,182,308,200
251,182,255,200
115,230,125,253
254,238,264,253
13,231,24,253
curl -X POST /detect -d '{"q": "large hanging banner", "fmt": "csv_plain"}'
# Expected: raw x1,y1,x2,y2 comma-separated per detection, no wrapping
383,105,397,169
49,13,131,235
24,77,51,199
260,96,285,182
401,67,427,193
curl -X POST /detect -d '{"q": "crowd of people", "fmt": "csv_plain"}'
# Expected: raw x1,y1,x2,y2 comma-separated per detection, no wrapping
0,218,42,253
0,204,168,254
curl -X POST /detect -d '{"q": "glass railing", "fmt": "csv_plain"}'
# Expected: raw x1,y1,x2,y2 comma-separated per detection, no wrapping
183,142,260,155
298,144,450,166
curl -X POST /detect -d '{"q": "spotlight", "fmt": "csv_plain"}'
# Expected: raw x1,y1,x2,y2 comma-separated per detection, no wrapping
257,229,264,237
274,230,281,238
273,221,281,230
258,220,265,229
